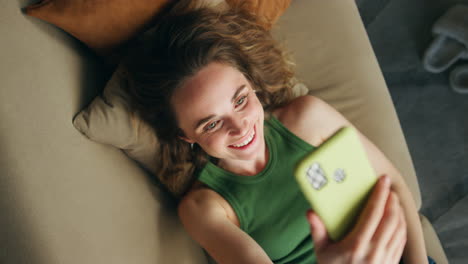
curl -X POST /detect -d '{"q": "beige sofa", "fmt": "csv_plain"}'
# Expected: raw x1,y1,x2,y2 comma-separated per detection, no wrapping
1,0,448,263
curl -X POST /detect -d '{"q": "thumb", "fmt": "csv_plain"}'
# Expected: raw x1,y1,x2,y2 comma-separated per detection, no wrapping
306,209,330,251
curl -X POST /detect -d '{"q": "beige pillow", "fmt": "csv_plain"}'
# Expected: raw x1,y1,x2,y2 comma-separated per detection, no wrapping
73,64,158,173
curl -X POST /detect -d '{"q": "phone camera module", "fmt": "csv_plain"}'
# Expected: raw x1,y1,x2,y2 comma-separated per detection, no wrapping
306,162,328,190
334,168,346,183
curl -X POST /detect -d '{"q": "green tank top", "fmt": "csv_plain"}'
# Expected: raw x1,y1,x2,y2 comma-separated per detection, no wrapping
197,116,317,264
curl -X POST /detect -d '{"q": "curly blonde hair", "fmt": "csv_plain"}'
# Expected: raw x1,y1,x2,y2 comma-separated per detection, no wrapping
122,2,295,199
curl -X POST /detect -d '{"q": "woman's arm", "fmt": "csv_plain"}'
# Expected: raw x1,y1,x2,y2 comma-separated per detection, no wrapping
178,188,273,264
275,95,428,264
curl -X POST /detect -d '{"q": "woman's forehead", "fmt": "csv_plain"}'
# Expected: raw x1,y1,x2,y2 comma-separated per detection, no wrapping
172,62,248,113
169,62,252,133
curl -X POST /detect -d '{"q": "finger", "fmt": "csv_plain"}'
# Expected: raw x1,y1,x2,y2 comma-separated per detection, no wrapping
388,206,407,262
306,209,331,251
348,175,391,244
366,191,401,262
389,231,406,264
371,192,401,251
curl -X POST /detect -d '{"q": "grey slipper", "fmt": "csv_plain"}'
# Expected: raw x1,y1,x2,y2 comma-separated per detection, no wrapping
450,65,468,94
423,5,468,73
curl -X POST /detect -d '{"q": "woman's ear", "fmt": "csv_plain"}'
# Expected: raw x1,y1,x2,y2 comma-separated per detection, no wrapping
178,135,195,144
177,129,195,144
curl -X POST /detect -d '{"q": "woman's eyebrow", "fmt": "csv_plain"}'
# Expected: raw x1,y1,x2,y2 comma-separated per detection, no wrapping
193,84,247,130
194,115,216,131
231,84,246,103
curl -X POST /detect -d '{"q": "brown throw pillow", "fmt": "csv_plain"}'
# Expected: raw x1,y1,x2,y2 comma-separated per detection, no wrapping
225,0,292,29
24,0,172,57
24,0,291,58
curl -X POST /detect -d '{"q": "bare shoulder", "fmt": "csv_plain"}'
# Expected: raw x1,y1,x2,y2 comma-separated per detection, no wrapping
178,187,272,264
272,95,351,146
273,96,409,191
178,186,239,227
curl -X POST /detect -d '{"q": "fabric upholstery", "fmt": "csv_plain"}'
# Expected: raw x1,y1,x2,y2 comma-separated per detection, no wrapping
72,64,161,174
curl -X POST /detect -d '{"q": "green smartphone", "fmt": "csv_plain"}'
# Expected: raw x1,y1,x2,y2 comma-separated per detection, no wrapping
294,126,378,241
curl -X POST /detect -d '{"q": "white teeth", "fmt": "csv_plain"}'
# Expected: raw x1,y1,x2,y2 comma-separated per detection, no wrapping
232,130,255,148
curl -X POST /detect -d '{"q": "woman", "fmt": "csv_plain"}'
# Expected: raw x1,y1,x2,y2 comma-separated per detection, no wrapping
122,3,432,264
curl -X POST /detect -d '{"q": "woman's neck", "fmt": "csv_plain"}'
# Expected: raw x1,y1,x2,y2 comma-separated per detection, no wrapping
217,142,270,176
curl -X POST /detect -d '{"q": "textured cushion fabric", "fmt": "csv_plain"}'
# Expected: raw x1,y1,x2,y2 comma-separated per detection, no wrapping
72,64,161,174
24,0,172,57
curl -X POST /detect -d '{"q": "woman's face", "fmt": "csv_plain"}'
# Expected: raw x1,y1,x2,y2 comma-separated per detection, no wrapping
172,62,266,164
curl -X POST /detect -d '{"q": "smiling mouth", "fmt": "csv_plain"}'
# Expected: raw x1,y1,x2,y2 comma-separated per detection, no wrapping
229,126,256,148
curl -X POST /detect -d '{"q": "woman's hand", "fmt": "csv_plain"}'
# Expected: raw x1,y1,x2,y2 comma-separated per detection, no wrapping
306,175,407,264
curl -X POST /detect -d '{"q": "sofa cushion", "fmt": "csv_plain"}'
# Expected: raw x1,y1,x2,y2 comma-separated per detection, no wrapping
73,64,160,174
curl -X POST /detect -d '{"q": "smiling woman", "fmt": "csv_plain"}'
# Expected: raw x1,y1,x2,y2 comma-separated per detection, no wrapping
122,4,295,197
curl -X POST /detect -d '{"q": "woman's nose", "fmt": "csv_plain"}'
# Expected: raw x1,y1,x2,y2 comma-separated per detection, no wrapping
228,116,248,136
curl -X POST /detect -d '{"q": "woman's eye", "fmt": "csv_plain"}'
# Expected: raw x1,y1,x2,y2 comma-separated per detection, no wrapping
205,121,219,131
235,95,247,107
